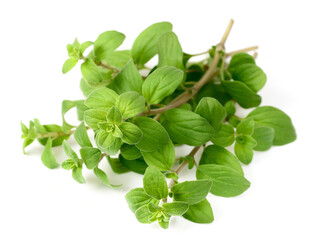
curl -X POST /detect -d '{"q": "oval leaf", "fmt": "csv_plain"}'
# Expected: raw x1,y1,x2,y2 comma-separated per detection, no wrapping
143,166,168,200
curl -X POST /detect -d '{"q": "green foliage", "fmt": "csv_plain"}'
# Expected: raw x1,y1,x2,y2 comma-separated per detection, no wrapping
22,21,296,229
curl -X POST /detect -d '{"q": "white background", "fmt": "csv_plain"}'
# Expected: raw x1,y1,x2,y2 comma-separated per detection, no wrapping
1,0,320,239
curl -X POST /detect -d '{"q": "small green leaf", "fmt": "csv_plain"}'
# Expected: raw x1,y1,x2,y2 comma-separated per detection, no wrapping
107,156,130,174
73,100,89,121
120,144,142,160
85,87,118,110
103,50,131,69
134,117,169,152
142,66,184,104
115,91,145,119
95,130,116,149
94,31,125,61
195,97,227,132
80,78,96,97
79,147,101,169
252,126,275,151
100,137,122,155
62,159,75,170
118,122,143,144
61,100,76,131
234,135,257,164
93,167,121,188
211,124,235,147
196,164,251,197
106,106,122,125
158,32,184,70
228,53,256,70
119,155,148,174
111,125,123,138
236,118,254,136
224,100,236,116
72,165,85,184
222,81,261,108
41,138,59,169
62,140,80,165
171,180,212,204
199,145,243,175
125,188,160,213
62,58,78,74
84,109,108,130
135,205,155,224
141,140,175,171
158,218,169,229
113,59,143,94
162,201,189,216
79,41,94,54
132,22,172,65
81,58,112,86
143,166,168,200
161,109,214,146
74,122,92,147
182,199,214,223
247,106,296,145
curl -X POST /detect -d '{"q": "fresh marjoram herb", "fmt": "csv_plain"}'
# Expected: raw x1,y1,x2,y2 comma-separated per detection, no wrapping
21,20,296,228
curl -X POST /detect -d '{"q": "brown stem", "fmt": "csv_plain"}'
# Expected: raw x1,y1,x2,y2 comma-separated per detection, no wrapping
141,19,234,117
226,45,259,57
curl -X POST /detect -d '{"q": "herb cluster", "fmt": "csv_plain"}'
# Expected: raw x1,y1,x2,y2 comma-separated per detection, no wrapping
21,20,296,228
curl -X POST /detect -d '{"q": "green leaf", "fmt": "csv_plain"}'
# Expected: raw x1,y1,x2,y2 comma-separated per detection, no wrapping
158,32,184,70
93,167,121,188
196,83,232,106
196,164,250,197
79,41,94,54
135,205,155,224
171,180,212,204
247,106,296,145
234,135,257,164
79,147,101,169
119,155,148,174
222,81,261,108
80,78,96,97
115,91,145,119
81,58,112,86
41,138,59,169
118,122,142,145
182,199,214,224
62,58,78,74
237,118,254,136
195,97,227,132
158,218,169,229
113,59,143,94
73,100,89,121
106,106,122,125
224,100,236,116
94,31,125,61
85,87,118,110
62,140,80,165
120,144,142,160
100,137,122,155
95,130,116,149
211,124,235,147
134,117,169,152
143,166,168,200
61,100,76,131
103,50,131,69
107,156,130,174
228,53,256,70
132,22,172,65
142,66,184,104
141,140,175,171
162,201,189,216
252,126,275,151
72,165,85,184
161,109,214,146
229,64,266,92
61,159,75,170
74,122,92,147
199,145,243,175
84,109,108,130
125,188,159,213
